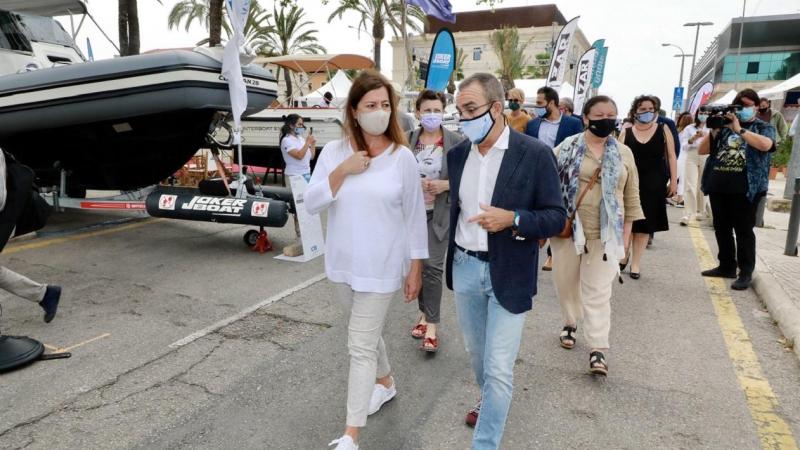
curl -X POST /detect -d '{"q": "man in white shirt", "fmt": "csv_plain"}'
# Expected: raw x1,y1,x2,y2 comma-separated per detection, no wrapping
446,74,566,449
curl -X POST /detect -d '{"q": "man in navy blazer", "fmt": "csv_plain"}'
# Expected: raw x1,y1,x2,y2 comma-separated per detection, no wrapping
524,86,584,149
447,73,566,449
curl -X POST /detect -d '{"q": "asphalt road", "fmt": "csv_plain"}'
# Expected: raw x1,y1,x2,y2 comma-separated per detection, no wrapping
0,207,798,449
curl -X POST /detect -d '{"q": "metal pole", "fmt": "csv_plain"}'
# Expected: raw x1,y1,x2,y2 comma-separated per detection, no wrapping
786,177,800,256
689,25,700,83
678,55,685,93
734,0,746,91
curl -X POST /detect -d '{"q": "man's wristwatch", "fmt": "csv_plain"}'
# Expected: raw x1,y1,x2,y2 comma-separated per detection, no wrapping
738,128,747,136
513,211,520,230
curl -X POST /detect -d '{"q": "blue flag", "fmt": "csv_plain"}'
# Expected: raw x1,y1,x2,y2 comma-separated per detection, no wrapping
425,28,456,92
86,37,94,61
407,0,455,23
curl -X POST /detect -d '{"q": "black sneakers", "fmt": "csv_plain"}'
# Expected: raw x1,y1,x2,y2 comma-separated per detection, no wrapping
701,267,737,279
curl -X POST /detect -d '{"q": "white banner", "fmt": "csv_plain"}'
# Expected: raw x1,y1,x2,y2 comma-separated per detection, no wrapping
546,16,580,89
573,47,597,116
274,175,325,263
222,0,250,145
689,81,714,115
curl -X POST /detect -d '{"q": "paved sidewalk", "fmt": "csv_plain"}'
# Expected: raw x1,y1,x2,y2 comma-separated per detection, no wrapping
753,177,800,359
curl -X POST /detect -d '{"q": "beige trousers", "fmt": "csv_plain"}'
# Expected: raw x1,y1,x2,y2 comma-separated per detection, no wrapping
683,149,709,217
551,238,617,349
0,266,46,303
335,284,395,427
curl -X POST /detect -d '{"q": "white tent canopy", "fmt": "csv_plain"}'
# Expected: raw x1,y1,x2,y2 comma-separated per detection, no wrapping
759,73,800,100
298,70,351,107
711,89,738,105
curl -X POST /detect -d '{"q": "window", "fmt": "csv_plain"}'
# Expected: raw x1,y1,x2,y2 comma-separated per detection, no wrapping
719,52,800,82
0,11,33,52
473,47,481,61
746,61,759,74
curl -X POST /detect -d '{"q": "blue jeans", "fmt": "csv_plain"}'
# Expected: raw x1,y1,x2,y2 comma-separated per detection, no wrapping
452,249,527,450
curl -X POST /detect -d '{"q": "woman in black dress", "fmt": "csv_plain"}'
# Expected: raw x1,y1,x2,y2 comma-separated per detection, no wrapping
618,95,677,279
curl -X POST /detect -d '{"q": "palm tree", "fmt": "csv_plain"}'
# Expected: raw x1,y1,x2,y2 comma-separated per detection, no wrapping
118,0,142,55
491,26,530,92
168,0,272,48
328,0,425,71
447,47,466,94
260,4,325,101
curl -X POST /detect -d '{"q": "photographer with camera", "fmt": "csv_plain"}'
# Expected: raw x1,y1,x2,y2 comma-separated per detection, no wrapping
699,89,776,290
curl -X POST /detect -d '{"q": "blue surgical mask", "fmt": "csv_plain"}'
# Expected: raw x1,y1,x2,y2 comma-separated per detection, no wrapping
295,126,305,135
736,106,755,122
460,104,497,144
635,111,655,123
698,114,709,123
533,106,548,118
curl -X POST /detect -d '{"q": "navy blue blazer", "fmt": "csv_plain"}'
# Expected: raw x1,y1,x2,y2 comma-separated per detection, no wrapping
445,129,567,314
524,114,584,148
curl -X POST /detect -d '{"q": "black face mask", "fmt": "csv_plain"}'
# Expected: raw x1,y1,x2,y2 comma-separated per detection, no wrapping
587,118,617,138
758,107,769,114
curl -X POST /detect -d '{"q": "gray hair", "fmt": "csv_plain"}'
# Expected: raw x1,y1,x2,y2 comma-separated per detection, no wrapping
559,97,574,113
458,73,505,104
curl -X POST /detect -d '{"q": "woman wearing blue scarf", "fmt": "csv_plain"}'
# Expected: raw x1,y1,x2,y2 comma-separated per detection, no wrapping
550,96,644,376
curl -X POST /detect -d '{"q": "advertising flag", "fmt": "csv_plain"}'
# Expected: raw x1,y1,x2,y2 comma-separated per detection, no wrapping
689,82,714,115
406,0,455,23
573,47,597,115
546,16,580,89
424,28,456,92
590,39,608,89
222,0,250,145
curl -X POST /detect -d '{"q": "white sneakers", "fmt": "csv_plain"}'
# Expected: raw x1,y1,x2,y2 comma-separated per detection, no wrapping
328,380,395,448
329,435,358,450
367,379,396,415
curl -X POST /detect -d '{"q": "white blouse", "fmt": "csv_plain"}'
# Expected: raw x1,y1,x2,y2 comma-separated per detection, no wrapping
305,139,429,294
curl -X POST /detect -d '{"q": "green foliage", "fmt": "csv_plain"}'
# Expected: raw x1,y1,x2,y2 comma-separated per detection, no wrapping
490,26,529,91
772,136,793,167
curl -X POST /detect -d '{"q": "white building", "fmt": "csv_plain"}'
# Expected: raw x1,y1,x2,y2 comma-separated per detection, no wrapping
390,4,590,97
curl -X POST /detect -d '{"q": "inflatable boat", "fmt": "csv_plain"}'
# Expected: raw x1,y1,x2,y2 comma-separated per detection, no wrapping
0,48,278,193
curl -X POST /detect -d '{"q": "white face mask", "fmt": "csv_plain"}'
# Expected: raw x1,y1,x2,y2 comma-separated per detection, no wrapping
357,109,391,136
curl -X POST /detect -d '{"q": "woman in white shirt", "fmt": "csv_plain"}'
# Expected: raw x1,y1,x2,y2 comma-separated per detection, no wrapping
279,113,316,178
305,70,428,450
678,111,710,225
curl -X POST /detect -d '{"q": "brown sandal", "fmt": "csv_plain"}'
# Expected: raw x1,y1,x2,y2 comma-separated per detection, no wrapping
421,337,439,353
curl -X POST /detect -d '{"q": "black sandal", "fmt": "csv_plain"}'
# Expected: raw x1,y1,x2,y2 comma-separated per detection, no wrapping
559,326,577,349
589,351,608,376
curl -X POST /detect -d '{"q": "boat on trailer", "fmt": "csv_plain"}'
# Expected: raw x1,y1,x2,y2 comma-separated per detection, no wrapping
0,1,278,199
230,53,375,169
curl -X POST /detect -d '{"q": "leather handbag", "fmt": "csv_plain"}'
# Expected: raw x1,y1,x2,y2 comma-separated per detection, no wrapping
556,167,601,239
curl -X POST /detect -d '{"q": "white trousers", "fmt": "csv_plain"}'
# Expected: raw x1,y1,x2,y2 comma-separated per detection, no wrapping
0,266,46,303
551,238,618,349
683,149,709,217
335,284,395,427
677,148,688,196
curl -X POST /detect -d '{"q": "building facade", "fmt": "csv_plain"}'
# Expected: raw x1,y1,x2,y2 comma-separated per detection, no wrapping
390,4,590,95
688,14,800,104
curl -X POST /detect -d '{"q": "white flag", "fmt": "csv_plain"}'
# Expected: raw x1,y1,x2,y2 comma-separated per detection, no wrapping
573,47,596,116
546,16,580,89
222,0,250,145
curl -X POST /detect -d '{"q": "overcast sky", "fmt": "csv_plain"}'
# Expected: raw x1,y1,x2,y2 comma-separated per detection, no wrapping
60,0,800,110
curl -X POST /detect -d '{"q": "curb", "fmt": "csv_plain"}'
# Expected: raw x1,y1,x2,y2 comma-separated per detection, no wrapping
752,257,800,361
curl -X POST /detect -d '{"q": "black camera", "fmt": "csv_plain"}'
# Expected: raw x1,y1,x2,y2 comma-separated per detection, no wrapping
699,104,743,129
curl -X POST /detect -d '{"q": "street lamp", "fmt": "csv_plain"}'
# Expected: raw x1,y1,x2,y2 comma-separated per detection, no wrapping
662,43,692,88
683,21,714,86
662,43,693,111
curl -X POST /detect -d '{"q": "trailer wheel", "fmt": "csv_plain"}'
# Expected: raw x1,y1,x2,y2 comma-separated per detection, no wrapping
243,229,260,247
